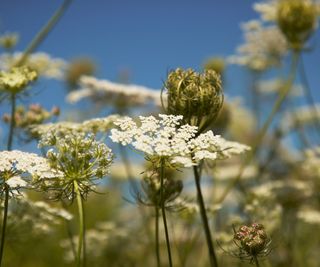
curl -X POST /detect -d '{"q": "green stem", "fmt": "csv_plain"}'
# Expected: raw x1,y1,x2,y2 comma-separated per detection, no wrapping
253,256,260,267
216,51,300,205
155,207,161,267
74,181,85,267
14,0,73,67
0,186,9,267
193,165,218,267
159,159,173,267
62,201,77,262
7,93,16,151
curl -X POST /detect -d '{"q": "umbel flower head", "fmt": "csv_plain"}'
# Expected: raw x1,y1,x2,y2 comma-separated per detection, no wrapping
0,66,37,94
276,0,319,50
37,131,113,201
162,68,223,132
110,114,250,168
0,150,53,197
233,223,271,262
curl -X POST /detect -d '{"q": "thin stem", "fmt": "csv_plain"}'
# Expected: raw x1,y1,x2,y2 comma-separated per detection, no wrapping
74,181,85,267
193,165,218,267
62,201,77,262
299,55,320,140
155,207,161,267
160,159,173,267
253,256,260,267
216,51,300,205
14,0,73,67
7,93,16,151
0,186,9,267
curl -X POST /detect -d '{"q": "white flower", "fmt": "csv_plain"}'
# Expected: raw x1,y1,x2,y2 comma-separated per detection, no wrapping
66,75,161,107
0,150,54,192
0,52,67,79
110,114,250,167
227,20,288,71
31,115,120,138
298,208,320,225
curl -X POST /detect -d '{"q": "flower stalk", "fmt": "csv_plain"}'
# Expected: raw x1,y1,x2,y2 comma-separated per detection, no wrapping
0,186,9,267
74,181,85,267
160,158,173,267
193,165,218,267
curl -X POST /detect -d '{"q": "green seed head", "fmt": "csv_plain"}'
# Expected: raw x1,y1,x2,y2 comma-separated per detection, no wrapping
164,68,224,132
277,0,318,50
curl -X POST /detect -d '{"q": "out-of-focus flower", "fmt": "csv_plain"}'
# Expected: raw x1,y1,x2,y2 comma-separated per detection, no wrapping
30,114,120,139
254,0,320,50
0,52,67,79
257,79,302,96
203,57,226,76
66,75,161,108
297,208,320,224
110,114,250,168
228,20,288,71
2,104,59,135
0,66,37,94
65,57,96,90
7,196,72,239
136,171,183,210
280,104,320,133
0,32,19,50
277,0,319,50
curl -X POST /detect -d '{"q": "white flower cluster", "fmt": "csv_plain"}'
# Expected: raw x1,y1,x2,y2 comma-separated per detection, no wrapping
0,150,54,190
30,114,120,137
110,114,250,167
303,147,320,178
298,208,320,225
61,221,128,262
8,196,72,237
257,79,302,96
66,75,161,107
280,104,320,132
228,20,288,71
0,52,67,79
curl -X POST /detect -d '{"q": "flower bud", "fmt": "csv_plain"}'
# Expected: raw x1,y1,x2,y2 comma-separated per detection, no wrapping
164,68,224,132
234,223,269,255
141,172,183,208
277,0,318,50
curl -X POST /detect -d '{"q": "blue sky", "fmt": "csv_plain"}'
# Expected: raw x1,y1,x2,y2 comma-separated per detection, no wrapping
1,0,320,125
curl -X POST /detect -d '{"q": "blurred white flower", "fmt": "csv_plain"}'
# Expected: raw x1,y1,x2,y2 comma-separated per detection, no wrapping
66,75,161,107
228,20,288,71
0,52,67,79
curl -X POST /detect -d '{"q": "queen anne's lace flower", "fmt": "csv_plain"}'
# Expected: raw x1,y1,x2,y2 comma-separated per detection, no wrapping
0,52,67,79
110,114,250,167
30,114,120,138
228,20,288,71
66,75,161,107
0,150,54,195
37,131,113,201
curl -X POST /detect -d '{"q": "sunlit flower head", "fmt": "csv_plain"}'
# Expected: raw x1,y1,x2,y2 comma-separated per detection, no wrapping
0,150,53,196
37,131,113,201
66,75,161,108
110,114,250,168
0,66,37,94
